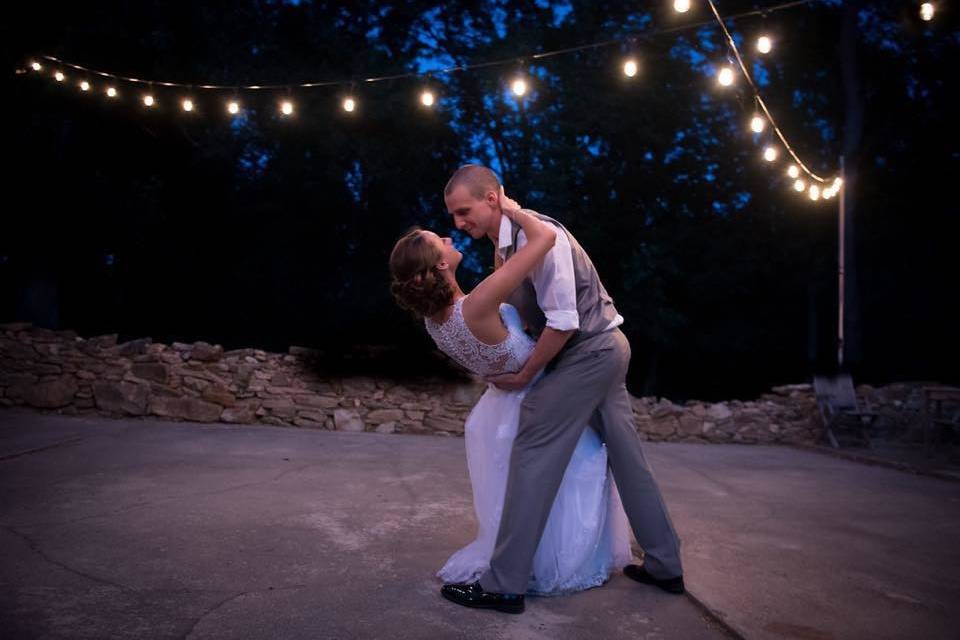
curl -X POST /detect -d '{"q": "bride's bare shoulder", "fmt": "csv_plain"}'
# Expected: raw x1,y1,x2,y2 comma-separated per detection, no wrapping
460,292,484,324
461,293,509,345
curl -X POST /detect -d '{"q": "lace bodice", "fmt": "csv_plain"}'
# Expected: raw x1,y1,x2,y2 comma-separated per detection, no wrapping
425,297,534,377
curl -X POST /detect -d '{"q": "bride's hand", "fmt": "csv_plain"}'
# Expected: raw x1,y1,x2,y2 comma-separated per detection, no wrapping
498,186,523,219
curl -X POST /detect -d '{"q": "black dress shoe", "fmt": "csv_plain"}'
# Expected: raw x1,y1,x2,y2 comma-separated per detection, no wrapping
440,581,525,614
624,564,685,594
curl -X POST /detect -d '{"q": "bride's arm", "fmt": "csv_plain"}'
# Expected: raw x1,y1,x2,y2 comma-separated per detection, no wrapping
463,188,556,320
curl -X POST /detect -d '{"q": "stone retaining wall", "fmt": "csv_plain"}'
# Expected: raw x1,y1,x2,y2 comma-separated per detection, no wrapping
2,322,919,445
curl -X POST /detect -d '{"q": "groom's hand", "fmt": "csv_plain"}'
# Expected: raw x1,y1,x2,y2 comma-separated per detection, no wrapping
488,328,574,391
485,370,533,391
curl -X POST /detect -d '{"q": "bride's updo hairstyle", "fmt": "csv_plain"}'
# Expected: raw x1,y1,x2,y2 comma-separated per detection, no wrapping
389,227,454,319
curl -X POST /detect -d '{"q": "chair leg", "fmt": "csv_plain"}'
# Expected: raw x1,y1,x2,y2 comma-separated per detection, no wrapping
826,426,840,449
860,418,873,449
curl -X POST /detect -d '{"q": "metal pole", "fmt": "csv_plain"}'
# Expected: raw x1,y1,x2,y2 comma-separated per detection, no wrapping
838,156,846,369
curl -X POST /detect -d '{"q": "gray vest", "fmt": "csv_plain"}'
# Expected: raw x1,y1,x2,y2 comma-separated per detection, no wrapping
502,210,619,348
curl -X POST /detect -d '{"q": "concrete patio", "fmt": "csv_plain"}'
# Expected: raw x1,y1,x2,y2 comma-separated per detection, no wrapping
1,409,958,639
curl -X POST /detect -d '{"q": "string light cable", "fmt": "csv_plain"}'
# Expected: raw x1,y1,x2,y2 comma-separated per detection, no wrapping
23,0,826,92
19,0,870,197
705,0,828,184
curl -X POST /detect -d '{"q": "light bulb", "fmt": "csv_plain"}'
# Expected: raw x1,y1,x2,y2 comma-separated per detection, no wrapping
420,90,435,107
674,0,691,13
80,81,90,92
54,71,65,82
623,59,638,78
281,100,294,115
750,115,765,133
227,101,240,114
832,177,843,190
787,165,800,179
920,3,935,21
343,97,356,112
809,185,821,200
511,78,527,96
763,146,778,162
794,179,806,192
182,99,194,112
717,66,734,87
143,94,155,107
823,187,835,199
757,36,773,54
31,61,42,71
106,86,117,98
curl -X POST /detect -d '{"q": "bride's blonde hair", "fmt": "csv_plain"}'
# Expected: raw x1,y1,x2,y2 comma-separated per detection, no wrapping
389,227,454,319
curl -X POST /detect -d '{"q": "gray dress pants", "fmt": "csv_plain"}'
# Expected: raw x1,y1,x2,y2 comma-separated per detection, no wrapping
477,329,683,594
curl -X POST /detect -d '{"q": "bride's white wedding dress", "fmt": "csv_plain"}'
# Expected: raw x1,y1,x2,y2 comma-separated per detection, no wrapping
425,296,633,595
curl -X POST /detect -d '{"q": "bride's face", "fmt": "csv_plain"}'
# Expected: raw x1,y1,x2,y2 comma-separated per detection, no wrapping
426,231,462,273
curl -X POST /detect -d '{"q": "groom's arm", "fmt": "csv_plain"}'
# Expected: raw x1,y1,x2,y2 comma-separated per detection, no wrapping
486,327,573,390
487,227,578,391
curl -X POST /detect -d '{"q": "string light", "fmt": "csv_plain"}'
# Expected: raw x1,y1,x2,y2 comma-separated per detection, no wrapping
717,66,734,86
511,77,528,97
22,0,841,202
794,179,806,192
822,178,842,200
704,0,838,197
227,100,240,114
25,1,811,98
920,2,935,21
281,100,294,115
808,184,820,200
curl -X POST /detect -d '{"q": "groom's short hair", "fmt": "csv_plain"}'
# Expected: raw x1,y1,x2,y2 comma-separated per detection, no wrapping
444,164,500,200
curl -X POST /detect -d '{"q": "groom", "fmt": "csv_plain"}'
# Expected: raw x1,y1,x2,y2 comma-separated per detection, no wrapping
439,165,685,614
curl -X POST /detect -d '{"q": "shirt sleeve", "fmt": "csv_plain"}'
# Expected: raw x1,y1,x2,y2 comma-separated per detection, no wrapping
515,228,580,331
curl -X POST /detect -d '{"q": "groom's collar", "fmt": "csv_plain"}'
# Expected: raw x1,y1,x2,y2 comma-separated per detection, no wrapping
496,214,513,254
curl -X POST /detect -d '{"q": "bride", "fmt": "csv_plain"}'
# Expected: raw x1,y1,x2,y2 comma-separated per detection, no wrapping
388,189,633,596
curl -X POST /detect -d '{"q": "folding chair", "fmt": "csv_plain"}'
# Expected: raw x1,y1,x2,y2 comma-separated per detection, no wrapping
813,374,877,448
922,386,960,456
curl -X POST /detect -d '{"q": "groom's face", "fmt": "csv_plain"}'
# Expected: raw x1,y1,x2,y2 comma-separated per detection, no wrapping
444,184,499,241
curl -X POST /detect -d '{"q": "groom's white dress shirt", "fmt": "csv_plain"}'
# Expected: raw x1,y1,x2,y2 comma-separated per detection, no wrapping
496,215,624,333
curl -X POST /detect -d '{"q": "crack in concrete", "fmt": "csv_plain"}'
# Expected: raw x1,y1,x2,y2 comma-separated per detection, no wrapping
180,584,310,640
0,436,87,461
1,523,139,593
4,462,323,529
682,586,748,640
2,524,314,639
180,591,247,640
